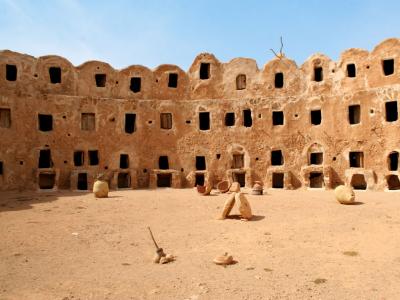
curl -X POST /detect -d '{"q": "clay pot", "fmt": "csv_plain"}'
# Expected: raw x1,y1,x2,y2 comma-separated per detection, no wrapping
251,183,263,195
219,193,236,219
217,180,231,193
93,180,109,198
335,185,355,204
197,183,212,196
229,182,241,192
235,192,252,220
213,253,234,265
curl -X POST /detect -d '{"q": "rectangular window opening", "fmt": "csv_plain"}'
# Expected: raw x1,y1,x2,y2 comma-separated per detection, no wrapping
243,109,252,127
349,151,364,168
39,173,56,189
118,172,131,188
95,74,106,87
387,175,400,190
38,114,53,131
81,113,95,131
0,108,11,128
347,63,356,78
271,150,283,166
309,172,324,188
351,174,367,190
120,154,129,169
49,67,61,84
225,112,235,126
6,64,17,81
88,150,99,166
125,113,136,133
196,156,206,170
199,63,210,80
314,67,323,82
195,174,205,186
0,161,3,175
74,151,84,166
199,112,210,130
272,111,284,126
168,73,178,88
236,74,246,90
383,59,394,76
38,149,52,168
275,72,284,88
233,172,246,187
310,152,323,165
310,110,321,125
389,152,399,171
157,173,171,187
130,77,141,93
385,101,398,122
272,173,284,189
159,156,169,170
77,173,88,190
160,113,172,129
348,105,361,124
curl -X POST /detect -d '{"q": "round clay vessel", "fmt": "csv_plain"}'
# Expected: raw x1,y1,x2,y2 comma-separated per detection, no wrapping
93,180,109,198
334,185,355,204
217,180,231,193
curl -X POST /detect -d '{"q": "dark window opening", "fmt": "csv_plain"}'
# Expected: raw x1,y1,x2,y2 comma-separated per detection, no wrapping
0,161,3,175
195,174,205,186
385,101,398,122
77,173,88,190
236,74,246,90
38,114,53,131
388,152,399,171
6,64,17,81
275,72,284,88
196,156,206,170
233,172,246,187
309,172,324,188
38,173,55,189
349,151,364,168
216,154,221,159
157,173,171,187
130,77,141,93
349,105,361,124
199,112,210,130
310,110,321,125
74,151,84,166
81,113,95,131
272,111,284,126
120,154,129,169
199,63,210,80
272,173,284,189
243,109,252,127
95,74,106,87
159,156,169,170
160,113,172,129
271,150,283,166
233,154,244,169
118,172,131,188
225,112,235,126
88,150,99,166
38,149,52,168
347,63,356,78
314,67,323,82
0,108,11,128
125,113,136,133
168,73,178,88
49,67,61,84
351,174,367,190
387,175,400,190
383,59,394,76
310,152,323,165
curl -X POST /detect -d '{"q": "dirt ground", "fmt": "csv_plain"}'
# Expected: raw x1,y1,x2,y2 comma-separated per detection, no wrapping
1,188,400,300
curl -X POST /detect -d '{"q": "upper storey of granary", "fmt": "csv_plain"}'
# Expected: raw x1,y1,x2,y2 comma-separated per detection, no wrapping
0,38,399,100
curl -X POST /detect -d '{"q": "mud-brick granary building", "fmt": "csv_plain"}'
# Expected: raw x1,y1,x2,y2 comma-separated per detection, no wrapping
1,38,400,192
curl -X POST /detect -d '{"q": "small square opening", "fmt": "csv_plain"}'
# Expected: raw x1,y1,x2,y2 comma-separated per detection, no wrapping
130,77,141,93
125,113,136,133
349,151,364,168
120,154,129,169
314,67,323,82
38,114,53,131
309,172,324,188
233,172,246,187
351,174,367,190
195,174,205,186
160,113,172,129
349,105,361,124
347,63,356,78
0,108,11,128
38,173,56,189
81,113,95,131
38,149,52,168
49,67,61,84
77,173,88,190
387,175,400,190
157,173,171,187
233,154,244,169
272,111,284,126
95,74,106,87
199,63,210,80
236,74,246,90
6,64,17,81
74,151,84,166
385,101,398,122
243,109,252,127
310,110,321,125
382,59,394,76
271,150,283,166
272,173,284,188
88,150,99,166
168,73,178,88
225,112,235,126
159,156,169,170
275,72,284,88
310,152,323,165
118,172,131,188
199,112,210,130
196,156,206,170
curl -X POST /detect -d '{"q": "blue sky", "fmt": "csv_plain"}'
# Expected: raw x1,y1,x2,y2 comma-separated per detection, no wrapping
0,0,399,70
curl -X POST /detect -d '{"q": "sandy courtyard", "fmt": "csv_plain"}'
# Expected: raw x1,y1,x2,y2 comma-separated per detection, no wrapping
1,188,400,300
